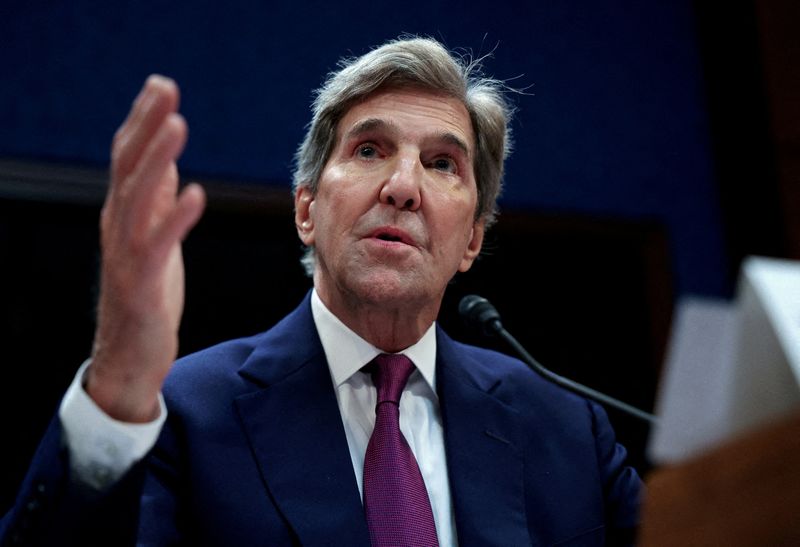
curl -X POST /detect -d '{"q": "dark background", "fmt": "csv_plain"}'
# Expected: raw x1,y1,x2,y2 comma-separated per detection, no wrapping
1,0,797,510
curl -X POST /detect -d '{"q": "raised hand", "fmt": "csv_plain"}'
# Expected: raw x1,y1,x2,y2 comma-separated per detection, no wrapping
85,75,206,422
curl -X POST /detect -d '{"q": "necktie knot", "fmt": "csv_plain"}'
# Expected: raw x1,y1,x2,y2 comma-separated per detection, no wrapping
371,353,415,405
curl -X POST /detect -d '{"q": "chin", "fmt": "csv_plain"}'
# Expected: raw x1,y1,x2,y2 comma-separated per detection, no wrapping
348,272,429,307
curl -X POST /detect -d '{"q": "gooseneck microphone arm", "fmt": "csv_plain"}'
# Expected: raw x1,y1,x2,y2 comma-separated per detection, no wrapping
459,295,658,425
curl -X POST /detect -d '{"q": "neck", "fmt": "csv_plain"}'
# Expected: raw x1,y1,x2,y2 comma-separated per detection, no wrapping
315,286,440,353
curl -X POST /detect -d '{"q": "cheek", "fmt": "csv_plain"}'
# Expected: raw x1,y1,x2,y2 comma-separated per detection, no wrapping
312,190,358,246
317,168,356,209
431,190,477,229
430,213,475,258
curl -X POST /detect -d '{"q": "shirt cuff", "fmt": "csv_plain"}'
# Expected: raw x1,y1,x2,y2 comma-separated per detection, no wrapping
58,359,167,490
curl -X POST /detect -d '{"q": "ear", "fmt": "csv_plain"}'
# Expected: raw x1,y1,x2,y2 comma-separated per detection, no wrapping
294,186,315,246
458,219,485,273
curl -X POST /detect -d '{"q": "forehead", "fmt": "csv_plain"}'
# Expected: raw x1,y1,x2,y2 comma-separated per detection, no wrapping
336,88,474,153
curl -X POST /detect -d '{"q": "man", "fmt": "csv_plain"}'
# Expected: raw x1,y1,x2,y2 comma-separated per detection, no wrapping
1,37,640,546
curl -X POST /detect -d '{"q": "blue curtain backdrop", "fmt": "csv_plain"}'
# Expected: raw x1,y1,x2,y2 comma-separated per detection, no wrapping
0,0,728,297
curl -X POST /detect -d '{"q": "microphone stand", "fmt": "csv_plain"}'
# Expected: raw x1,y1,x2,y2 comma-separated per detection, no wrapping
460,295,658,425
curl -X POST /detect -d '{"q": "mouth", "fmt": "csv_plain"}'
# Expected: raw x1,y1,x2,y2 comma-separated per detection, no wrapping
368,226,415,247
377,233,403,242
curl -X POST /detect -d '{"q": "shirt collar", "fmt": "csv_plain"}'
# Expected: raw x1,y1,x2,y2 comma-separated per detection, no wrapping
310,289,437,392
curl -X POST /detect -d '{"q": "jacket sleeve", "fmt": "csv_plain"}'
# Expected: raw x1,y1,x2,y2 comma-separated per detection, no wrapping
589,400,643,546
0,415,147,547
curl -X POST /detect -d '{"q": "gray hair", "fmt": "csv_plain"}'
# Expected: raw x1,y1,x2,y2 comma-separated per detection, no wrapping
293,37,514,276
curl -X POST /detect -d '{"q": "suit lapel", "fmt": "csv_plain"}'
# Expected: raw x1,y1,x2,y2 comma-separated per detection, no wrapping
234,296,370,547
437,329,534,547
229,297,534,546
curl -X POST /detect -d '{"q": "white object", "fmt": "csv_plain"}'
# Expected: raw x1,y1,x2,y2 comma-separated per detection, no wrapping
648,256,800,464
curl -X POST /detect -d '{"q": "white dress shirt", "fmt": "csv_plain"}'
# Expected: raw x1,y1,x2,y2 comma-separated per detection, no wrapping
310,290,456,547
59,290,457,545
59,359,167,490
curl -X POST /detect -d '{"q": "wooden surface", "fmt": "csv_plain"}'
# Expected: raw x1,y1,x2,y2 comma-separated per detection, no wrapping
640,410,800,546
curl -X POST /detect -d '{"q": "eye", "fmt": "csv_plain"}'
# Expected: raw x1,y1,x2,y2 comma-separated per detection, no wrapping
356,144,378,159
430,157,457,174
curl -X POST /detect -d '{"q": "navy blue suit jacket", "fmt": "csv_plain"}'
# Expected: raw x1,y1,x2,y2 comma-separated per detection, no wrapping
2,293,640,546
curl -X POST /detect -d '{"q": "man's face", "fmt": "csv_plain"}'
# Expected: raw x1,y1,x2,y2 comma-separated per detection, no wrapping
295,88,485,313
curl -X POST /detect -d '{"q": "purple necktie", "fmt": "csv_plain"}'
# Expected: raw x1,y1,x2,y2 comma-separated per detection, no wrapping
363,353,439,546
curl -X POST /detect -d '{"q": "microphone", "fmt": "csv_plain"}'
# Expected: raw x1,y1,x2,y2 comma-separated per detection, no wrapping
459,295,658,425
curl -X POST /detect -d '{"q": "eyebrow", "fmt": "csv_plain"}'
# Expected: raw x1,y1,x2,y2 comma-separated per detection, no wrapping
438,132,471,159
343,118,472,159
345,118,392,140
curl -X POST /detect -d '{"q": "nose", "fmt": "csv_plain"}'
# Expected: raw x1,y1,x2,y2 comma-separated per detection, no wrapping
379,155,421,211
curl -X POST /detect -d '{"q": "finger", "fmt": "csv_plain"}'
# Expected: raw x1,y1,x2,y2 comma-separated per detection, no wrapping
124,113,189,243
112,76,180,183
113,78,158,151
148,183,206,268
111,76,180,189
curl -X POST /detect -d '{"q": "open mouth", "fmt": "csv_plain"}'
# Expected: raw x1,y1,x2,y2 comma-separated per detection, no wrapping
369,226,413,246
376,233,403,243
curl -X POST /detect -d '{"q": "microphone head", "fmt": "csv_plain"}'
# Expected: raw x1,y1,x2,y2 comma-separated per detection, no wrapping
458,294,503,336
